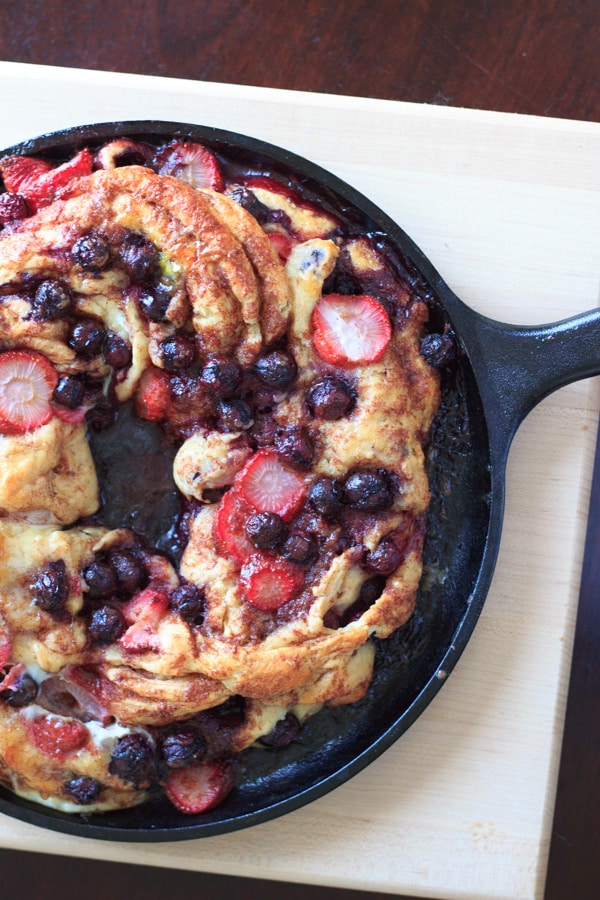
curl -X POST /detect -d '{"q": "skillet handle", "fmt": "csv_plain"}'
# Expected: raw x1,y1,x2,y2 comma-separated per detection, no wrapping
454,305,600,450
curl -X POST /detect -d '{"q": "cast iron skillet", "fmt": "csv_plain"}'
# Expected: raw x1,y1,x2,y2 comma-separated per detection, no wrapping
0,121,598,841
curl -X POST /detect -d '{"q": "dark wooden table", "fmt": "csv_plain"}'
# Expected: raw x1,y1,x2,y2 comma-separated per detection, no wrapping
0,2,598,897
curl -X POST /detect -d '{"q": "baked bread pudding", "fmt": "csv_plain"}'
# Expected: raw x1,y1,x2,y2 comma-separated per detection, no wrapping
0,136,441,815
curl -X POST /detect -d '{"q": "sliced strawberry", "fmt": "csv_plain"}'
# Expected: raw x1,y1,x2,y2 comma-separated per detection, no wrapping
266,229,297,262
0,350,58,435
121,588,170,626
29,715,89,758
135,367,172,421
311,293,392,367
0,149,93,211
214,488,255,563
165,758,235,814
0,622,11,670
241,175,299,204
154,141,224,191
236,449,306,520
51,402,90,426
119,622,162,653
240,553,304,610
0,155,52,194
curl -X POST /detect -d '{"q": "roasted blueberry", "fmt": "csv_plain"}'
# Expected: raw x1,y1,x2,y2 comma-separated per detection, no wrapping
30,560,69,612
118,231,159,282
277,426,314,468
282,533,316,565
254,350,297,388
420,332,455,367
308,477,343,519
0,191,31,223
217,397,254,431
68,318,106,357
108,733,156,788
342,470,393,511
102,332,132,369
305,375,355,420
363,538,402,575
227,186,270,224
53,374,85,409
72,232,111,272
245,512,286,550
259,713,301,748
199,355,242,397
169,583,205,625
32,279,73,320
110,550,146,594
83,559,118,599
138,283,173,322
159,725,207,769
88,605,125,643
64,776,103,805
0,670,38,707
159,334,196,370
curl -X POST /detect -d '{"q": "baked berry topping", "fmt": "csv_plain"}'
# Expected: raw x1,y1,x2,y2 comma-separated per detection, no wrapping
135,367,172,421
109,550,147,594
117,231,159,282
245,512,286,550
102,332,132,369
254,350,297,388
64,776,102,805
82,559,118,599
240,554,304,610
52,374,85,409
159,334,196,371
159,724,207,769
31,279,73,321
72,232,111,272
88,605,126,643
86,393,117,432
227,185,270,223
29,560,69,612
154,141,224,192
214,489,256,563
311,293,391,366
68,318,106,357
363,538,402,575
0,349,57,434
282,533,317,565
0,191,31,223
169,583,205,625
307,477,343,519
305,375,355,420
199,355,242,397
0,669,38,707
0,149,92,210
29,715,90,758
237,449,306,519
259,712,301,748
121,588,169,627
342,470,393,511
108,733,156,788
277,426,314,468
164,758,235,814
217,397,254,432
420,332,455,367
138,283,173,322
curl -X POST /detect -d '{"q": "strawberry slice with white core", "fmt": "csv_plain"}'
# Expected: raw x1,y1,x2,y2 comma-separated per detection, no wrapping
119,588,169,653
311,293,392,367
135,367,172,421
236,449,306,520
240,554,304,610
155,141,224,191
165,758,235,814
0,350,58,434
214,488,256,563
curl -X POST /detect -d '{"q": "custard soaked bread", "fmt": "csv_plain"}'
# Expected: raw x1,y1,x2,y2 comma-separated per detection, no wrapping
0,139,440,815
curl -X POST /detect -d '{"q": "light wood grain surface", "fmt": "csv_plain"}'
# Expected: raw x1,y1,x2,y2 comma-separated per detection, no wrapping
0,62,598,900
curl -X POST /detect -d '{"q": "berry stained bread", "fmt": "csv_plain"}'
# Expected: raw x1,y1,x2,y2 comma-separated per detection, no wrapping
0,134,441,816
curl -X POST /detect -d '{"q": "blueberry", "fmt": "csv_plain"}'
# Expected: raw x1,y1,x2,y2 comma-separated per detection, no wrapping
307,477,343,519
342,471,393,511
0,670,38,707
259,713,301,748
420,332,455,367
159,334,196,370
118,231,159,282
52,374,85,409
83,559,118,599
199,356,242,397
254,350,297,388
277,426,314,468
108,733,156,788
169,584,205,625
32,279,73,320
64,776,103,805
72,233,111,272
159,725,207,769
363,538,402,575
138,284,172,322
109,550,146,594
217,397,254,431
245,512,286,550
102,332,132,369
305,375,355,420
88,605,125,643
282,533,316,565
68,318,106,357
30,560,69,612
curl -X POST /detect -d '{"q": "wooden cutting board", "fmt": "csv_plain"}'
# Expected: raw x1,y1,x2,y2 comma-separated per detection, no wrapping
0,61,598,900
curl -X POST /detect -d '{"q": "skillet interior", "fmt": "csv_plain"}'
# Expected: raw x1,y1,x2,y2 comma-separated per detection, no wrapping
0,122,497,839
